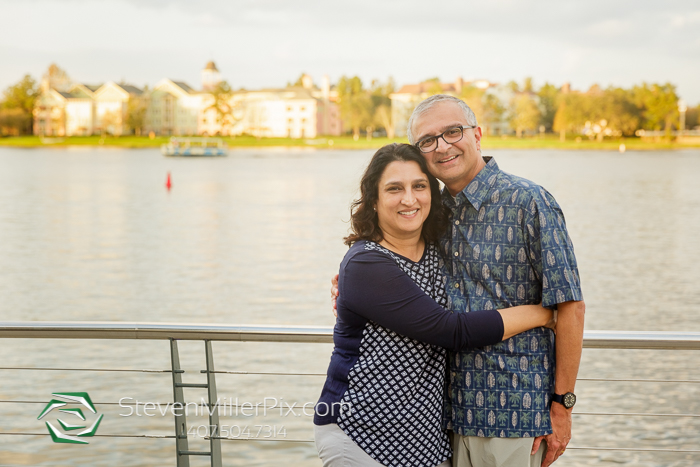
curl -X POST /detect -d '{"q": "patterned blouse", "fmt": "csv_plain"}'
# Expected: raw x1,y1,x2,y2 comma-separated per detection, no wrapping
315,240,504,467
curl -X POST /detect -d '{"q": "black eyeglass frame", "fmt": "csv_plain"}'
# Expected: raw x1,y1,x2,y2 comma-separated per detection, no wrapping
414,125,477,153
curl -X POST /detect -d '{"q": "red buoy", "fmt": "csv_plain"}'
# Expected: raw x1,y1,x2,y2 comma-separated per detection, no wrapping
166,172,172,190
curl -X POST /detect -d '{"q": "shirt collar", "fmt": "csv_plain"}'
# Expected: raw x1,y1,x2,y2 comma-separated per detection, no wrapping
442,157,499,211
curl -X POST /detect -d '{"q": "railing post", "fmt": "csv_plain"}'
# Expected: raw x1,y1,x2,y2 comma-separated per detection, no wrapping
205,340,222,467
170,339,190,467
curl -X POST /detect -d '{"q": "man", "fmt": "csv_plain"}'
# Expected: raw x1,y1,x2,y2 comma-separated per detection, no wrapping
332,94,584,467
407,95,584,467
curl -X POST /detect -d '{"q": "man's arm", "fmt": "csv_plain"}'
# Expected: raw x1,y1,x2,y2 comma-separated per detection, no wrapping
533,299,585,467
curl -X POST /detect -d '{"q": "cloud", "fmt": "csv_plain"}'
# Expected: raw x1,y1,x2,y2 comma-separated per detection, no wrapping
1,0,699,103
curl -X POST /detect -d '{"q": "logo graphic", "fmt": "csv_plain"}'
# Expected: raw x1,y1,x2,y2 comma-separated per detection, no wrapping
37,392,103,444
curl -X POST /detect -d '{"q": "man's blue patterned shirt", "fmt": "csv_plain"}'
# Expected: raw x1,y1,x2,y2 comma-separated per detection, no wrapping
440,157,583,438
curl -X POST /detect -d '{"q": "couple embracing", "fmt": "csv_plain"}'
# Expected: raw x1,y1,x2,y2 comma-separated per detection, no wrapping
315,95,585,467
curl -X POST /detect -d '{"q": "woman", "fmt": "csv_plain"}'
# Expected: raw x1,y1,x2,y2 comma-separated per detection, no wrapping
314,144,554,467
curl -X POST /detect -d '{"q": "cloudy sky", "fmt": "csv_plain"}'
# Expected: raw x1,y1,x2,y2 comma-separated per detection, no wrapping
2,0,699,104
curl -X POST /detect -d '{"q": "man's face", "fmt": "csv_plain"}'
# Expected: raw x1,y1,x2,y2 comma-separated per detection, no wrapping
411,102,484,195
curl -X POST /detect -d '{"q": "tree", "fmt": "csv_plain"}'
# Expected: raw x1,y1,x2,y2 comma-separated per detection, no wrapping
100,110,119,136
482,93,506,136
1,74,38,135
509,93,541,137
289,73,307,87
686,105,699,130
553,93,588,141
599,87,640,137
40,64,71,92
337,76,372,139
419,77,444,96
0,108,29,136
126,87,149,136
370,78,396,139
207,81,238,135
460,85,485,125
537,83,560,132
633,82,679,135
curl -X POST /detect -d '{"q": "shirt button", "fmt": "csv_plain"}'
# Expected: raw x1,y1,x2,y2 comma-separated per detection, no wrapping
455,220,460,225
454,283,460,288
454,251,459,257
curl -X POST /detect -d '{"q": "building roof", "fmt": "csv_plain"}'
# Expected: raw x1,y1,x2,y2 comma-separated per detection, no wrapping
84,84,101,92
115,84,143,95
171,81,195,93
204,61,218,71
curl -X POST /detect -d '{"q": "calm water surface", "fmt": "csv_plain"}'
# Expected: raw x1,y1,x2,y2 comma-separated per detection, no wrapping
0,147,699,466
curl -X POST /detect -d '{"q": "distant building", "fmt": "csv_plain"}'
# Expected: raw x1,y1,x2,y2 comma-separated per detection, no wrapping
230,87,320,138
94,82,143,136
146,79,200,136
33,62,342,138
65,84,98,135
201,61,222,92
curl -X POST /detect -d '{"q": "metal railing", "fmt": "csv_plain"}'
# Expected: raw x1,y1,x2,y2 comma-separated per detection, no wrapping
1,322,700,466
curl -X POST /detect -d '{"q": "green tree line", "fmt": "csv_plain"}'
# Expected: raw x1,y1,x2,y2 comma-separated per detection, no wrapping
2,70,699,139
334,75,699,140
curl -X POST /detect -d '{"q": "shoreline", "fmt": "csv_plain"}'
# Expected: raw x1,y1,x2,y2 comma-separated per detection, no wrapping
1,135,699,151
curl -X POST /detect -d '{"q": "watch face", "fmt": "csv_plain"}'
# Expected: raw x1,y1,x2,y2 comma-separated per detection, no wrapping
563,393,576,409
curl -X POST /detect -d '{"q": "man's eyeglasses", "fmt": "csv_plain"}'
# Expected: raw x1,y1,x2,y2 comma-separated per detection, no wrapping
415,125,477,153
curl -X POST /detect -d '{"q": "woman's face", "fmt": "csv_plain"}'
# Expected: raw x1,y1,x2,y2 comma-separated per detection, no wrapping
375,160,432,240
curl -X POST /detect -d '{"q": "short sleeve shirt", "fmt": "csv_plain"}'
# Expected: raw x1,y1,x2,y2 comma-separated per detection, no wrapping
440,157,583,438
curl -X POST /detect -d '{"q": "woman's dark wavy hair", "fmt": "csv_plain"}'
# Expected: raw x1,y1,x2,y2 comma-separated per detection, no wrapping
344,143,448,246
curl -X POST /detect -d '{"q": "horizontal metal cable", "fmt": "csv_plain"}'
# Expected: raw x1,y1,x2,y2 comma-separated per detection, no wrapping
2,323,700,349
574,411,700,418
0,432,174,439
0,366,170,373
578,377,700,384
212,436,314,443
3,368,698,383
0,400,304,411
4,432,697,452
0,400,175,406
568,446,700,453
3,400,698,419
207,370,326,376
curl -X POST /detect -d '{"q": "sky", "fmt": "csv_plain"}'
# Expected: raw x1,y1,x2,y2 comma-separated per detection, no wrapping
1,0,699,104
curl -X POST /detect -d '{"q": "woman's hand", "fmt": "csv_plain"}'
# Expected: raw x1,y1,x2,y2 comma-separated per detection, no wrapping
545,309,558,334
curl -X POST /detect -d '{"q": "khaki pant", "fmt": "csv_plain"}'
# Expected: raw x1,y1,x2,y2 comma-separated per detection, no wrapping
452,434,547,467
315,423,451,467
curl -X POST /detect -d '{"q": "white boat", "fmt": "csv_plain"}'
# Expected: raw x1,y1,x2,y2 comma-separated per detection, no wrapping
161,137,228,157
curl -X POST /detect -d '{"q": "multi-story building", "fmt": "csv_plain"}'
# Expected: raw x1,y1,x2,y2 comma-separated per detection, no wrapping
93,82,143,136
34,83,100,136
34,82,142,136
146,79,200,136
33,63,342,138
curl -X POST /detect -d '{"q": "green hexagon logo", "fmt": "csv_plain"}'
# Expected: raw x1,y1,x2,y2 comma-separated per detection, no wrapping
37,392,104,444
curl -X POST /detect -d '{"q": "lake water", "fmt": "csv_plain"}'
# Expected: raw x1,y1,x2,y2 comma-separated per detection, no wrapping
0,147,699,466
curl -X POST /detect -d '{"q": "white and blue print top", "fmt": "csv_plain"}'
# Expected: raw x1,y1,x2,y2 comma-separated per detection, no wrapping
315,240,505,467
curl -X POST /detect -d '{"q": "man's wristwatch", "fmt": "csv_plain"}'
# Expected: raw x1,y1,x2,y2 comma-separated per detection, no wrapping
551,392,576,409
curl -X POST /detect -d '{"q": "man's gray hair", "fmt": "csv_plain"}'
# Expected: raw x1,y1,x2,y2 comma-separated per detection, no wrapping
406,94,478,144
